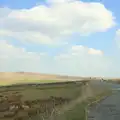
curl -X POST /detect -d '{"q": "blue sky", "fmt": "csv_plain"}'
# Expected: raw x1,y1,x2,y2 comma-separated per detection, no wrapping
0,0,46,8
0,0,120,77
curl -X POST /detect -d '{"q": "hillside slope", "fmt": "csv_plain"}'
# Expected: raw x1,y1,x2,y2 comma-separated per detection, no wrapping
0,72,85,85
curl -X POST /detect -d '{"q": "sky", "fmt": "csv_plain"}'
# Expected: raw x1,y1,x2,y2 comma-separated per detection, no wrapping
0,0,120,77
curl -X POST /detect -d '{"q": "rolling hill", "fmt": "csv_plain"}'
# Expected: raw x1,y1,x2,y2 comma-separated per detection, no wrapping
0,72,86,85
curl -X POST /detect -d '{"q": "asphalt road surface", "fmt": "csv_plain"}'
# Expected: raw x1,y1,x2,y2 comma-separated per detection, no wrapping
88,81,120,120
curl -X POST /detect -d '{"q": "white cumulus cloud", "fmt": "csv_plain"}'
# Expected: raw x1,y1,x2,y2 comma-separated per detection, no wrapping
0,40,47,72
0,0,115,44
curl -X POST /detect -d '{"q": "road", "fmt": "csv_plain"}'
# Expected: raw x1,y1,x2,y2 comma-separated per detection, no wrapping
88,80,120,120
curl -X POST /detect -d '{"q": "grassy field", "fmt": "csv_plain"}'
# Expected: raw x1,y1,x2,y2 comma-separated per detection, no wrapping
0,72,83,86
18,79,66,83
0,81,82,100
0,79,65,86
0,79,112,120
21,83,82,101
0,81,84,120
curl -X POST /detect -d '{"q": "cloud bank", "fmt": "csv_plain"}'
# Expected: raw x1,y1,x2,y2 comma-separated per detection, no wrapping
0,40,119,77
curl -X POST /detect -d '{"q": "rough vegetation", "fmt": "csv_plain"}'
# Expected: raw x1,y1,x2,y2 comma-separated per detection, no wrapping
0,81,84,120
0,80,110,120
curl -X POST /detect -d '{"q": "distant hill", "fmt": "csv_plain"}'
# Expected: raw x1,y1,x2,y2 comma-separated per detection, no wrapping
0,72,86,85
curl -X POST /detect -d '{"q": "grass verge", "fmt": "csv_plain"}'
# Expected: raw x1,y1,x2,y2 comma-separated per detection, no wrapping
57,90,113,120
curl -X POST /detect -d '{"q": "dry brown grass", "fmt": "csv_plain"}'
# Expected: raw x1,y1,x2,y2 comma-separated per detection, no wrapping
0,72,84,85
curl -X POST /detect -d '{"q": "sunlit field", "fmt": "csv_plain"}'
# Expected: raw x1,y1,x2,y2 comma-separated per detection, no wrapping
0,79,66,86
